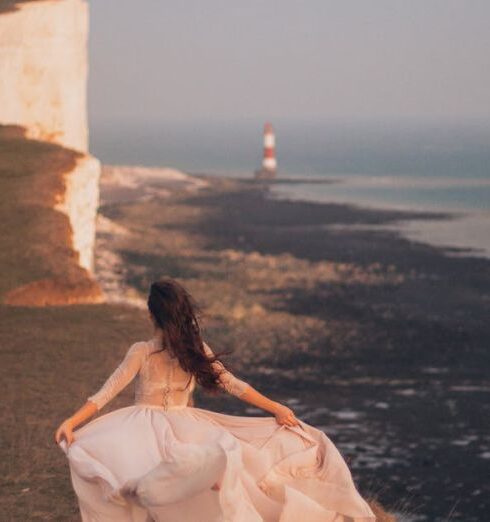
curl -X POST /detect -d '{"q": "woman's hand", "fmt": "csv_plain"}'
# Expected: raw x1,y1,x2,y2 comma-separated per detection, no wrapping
55,419,75,447
53,402,98,448
273,404,300,427
234,385,301,427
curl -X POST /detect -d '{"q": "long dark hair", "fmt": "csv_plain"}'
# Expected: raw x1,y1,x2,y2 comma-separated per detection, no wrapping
147,277,231,393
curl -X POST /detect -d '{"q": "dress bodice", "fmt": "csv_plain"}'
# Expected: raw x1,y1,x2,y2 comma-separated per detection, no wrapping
87,338,249,411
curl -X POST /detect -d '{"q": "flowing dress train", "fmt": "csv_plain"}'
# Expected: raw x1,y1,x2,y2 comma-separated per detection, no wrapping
58,338,376,521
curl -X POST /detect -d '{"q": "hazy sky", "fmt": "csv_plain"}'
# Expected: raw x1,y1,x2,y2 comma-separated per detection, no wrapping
88,1,490,127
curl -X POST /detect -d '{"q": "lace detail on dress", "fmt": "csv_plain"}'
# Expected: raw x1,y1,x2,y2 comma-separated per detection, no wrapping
203,342,250,398
86,338,249,411
87,341,147,410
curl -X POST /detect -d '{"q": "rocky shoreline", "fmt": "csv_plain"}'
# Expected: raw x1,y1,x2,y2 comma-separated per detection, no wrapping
95,166,490,521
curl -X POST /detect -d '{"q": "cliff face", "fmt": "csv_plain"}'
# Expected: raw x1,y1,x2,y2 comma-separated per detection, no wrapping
0,0,102,303
54,154,100,272
0,0,88,151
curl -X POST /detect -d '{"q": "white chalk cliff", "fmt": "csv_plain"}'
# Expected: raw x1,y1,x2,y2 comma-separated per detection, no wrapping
0,0,100,272
54,155,101,272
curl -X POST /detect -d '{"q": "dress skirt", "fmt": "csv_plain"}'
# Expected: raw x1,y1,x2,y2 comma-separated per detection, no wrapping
58,404,376,521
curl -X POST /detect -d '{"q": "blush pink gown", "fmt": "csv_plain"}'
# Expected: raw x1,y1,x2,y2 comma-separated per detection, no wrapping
58,338,376,521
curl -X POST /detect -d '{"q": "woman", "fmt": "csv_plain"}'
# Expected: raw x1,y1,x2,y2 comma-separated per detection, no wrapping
55,278,376,521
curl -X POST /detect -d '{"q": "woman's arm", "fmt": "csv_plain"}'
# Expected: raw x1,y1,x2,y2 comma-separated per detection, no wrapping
55,400,98,446
203,342,299,426
54,342,145,447
237,385,300,427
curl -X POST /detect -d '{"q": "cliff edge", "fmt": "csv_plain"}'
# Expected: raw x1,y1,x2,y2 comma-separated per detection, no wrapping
0,0,102,305
0,125,103,305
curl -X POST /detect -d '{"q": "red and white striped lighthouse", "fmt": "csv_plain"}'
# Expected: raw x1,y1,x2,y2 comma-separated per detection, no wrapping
262,122,277,172
255,122,277,179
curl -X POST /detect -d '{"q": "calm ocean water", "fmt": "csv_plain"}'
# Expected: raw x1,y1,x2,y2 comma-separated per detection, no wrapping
91,120,490,257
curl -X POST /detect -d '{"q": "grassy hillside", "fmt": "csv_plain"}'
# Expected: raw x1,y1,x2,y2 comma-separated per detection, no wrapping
0,303,150,520
0,125,101,305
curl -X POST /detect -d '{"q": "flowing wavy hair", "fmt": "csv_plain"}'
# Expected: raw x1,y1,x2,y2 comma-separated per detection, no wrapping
147,277,231,393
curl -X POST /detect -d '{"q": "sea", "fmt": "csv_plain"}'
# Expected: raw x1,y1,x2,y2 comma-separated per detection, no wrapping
90,120,490,258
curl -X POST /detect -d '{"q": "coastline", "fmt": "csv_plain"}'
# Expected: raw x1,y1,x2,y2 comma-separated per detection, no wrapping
232,173,490,260
95,165,490,521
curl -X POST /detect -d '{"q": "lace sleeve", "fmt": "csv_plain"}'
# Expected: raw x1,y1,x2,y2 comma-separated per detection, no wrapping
203,342,250,398
87,342,146,410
